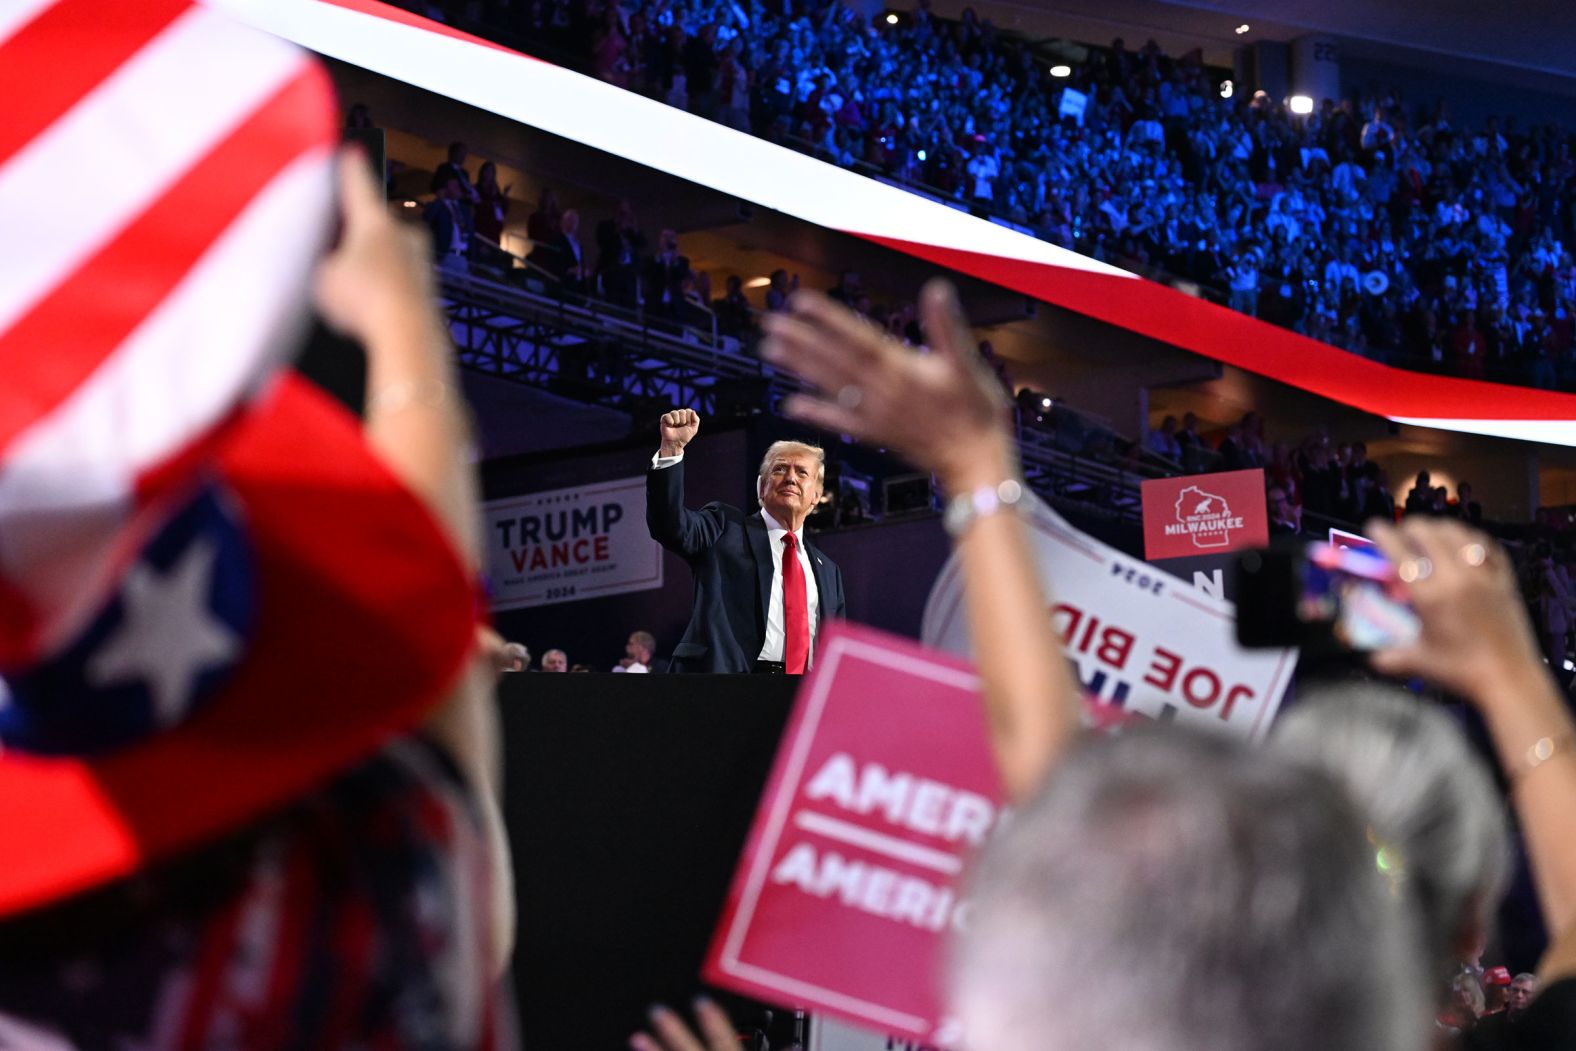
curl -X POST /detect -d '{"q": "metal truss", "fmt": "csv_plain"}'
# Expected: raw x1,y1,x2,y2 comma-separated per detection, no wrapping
440,271,783,419
440,268,1163,522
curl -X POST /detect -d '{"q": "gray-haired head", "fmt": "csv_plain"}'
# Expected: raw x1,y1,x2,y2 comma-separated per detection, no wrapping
1271,683,1510,984
755,440,825,502
950,726,1426,1051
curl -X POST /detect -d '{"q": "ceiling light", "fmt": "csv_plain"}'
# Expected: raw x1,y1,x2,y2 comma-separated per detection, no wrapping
1288,94,1314,115
885,12,899,23
401,199,418,208
1049,64,1072,78
744,276,771,289
1235,23,1250,34
1041,396,1054,409
1219,79,1234,99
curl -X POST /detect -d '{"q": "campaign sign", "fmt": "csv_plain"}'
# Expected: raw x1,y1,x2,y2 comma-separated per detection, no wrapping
483,476,662,609
1141,468,1268,561
924,496,1295,743
704,623,1001,1044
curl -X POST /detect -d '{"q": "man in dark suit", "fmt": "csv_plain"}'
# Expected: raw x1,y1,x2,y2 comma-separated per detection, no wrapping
422,172,474,275
646,409,845,674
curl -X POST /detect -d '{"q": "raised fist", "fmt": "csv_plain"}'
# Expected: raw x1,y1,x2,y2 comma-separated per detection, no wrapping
659,408,700,455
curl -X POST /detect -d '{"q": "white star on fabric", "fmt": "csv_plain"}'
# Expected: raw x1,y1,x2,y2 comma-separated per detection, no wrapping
85,539,241,728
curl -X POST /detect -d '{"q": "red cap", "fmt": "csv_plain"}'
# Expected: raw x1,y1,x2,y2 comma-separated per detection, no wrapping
1485,967,1513,986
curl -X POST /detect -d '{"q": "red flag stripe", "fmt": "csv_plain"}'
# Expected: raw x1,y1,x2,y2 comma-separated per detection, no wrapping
0,0,192,168
0,63,333,457
859,232,1576,423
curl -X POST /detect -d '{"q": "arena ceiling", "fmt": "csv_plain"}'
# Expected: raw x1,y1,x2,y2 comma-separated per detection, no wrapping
930,0,1576,95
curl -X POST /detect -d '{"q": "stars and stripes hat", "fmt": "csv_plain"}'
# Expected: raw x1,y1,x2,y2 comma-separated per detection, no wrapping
0,0,478,916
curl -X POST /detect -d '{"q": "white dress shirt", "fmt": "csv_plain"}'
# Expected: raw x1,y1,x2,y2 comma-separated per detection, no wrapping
652,452,821,663
757,506,820,663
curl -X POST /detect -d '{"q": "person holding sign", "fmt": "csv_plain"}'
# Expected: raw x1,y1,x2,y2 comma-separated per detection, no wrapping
744,283,1427,1051
647,410,845,673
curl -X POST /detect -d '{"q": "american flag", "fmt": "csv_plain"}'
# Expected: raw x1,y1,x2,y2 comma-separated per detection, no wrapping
0,0,337,669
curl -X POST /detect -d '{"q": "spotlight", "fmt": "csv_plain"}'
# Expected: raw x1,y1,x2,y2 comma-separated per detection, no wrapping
885,11,899,24
1219,79,1233,99
402,199,418,208
1040,396,1053,409
1235,23,1250,34
1288,94,1314,115
1049,64,1072,78
744,276,771,289
916,149,927,161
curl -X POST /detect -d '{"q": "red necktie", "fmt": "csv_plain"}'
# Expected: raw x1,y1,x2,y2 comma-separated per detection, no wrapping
782,532,810,674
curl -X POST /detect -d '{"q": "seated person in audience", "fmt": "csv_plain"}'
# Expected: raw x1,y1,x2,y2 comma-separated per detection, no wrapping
1268,482,1301,535
1146,414,1182,462
540,648,569,672
614,631,656,673
1469,972,1540,1046
502,641,531,671
764,268,796,312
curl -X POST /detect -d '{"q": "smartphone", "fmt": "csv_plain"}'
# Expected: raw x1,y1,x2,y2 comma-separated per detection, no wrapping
1234,542,1420,651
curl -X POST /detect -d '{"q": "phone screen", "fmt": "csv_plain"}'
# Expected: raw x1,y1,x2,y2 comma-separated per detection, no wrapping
1234,542,1420,651
1299,543,1420,651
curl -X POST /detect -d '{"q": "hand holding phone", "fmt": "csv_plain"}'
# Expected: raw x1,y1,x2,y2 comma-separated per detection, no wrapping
1234,540,1420,652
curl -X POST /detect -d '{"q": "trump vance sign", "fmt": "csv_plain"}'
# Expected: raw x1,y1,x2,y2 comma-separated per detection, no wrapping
483,476,662,609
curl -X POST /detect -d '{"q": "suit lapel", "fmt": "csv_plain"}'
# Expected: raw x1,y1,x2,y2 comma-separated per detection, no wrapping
746,512,773,634
806,537,831,629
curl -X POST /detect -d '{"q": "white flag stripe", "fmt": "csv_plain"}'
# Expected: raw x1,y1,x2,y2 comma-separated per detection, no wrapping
0,148,335,642
204,0,1135,279
792,810,964,876
0,0,59,48
1386,417,1576,446
0,5,308,342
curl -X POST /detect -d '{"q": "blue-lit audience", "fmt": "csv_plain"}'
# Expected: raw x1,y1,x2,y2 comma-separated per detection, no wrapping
432,0,1576,390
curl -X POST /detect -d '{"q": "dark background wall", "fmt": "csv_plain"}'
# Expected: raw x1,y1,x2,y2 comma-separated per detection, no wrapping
502,672,797,1050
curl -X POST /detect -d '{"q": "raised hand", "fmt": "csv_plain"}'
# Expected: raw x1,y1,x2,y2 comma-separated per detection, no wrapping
1366,518,1544,702
629,1000,739,1051
761,280,1013,493
659,408,701,456
314,146,436,346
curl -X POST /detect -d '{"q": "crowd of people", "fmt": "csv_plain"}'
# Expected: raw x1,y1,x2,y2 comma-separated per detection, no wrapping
421,0,1576,390
495,629,659,674
19,5,1576,1050
417,136,939,347
719,278,1576,1051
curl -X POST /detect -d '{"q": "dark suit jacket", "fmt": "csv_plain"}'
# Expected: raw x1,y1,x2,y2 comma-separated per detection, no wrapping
647,462,845,673
422,198,474,261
